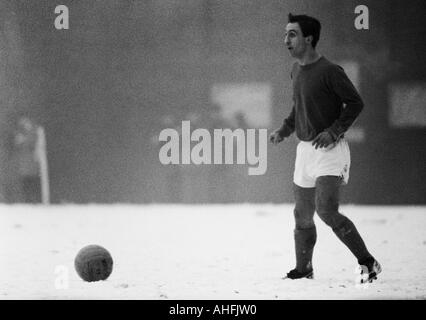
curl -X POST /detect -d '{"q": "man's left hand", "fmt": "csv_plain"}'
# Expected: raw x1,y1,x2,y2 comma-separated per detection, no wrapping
312,131,334,149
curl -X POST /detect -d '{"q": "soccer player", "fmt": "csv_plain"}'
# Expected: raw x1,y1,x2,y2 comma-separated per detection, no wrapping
270,13,381,282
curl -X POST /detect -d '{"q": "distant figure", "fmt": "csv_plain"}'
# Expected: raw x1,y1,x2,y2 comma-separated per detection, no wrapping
14,117,43,203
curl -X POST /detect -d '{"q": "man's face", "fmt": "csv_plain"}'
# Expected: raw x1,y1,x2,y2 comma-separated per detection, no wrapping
284,23,309,58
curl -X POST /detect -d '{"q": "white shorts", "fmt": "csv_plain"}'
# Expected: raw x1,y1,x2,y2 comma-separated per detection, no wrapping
293,139,351,188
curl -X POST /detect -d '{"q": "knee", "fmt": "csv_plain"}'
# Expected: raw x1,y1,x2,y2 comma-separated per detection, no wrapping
316,205,348,229
293,184,315,229
316,210,336,228
294,208,315,229
315,191,340,227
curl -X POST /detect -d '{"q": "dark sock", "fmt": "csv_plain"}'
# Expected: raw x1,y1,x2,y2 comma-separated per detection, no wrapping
332,216,372,264
358,256,376,267
294,226,317,272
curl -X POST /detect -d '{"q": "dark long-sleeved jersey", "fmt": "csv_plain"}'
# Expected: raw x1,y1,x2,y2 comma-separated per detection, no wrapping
279,57,364,141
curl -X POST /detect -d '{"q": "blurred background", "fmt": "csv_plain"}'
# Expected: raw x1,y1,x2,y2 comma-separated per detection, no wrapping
0,0,424,205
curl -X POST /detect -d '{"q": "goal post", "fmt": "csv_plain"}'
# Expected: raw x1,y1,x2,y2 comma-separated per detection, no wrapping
36,126,50,205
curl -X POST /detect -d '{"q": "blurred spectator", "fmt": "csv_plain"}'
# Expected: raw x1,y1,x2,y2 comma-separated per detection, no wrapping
14,117,42,203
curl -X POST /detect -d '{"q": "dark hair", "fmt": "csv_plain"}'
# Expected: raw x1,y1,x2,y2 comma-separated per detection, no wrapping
288,13,321,48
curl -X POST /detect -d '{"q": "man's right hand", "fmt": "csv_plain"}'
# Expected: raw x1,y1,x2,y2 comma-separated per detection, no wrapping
269,129,285,145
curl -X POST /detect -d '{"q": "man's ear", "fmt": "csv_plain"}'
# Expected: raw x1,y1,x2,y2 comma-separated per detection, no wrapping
305,35,313,45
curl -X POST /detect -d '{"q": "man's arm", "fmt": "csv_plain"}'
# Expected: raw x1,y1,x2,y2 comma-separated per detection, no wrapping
278,106,296,138
280,63,297,138
325,65,364,140
270,106,295,145
270,63,297,144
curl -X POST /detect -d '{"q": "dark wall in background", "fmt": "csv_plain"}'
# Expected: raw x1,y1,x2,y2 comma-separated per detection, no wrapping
0,0,424,204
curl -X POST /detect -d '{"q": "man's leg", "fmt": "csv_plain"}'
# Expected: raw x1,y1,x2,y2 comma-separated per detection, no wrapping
315,176,373,264
293,184,317,273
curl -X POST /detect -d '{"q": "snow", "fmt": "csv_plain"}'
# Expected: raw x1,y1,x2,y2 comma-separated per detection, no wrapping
0,204,425,300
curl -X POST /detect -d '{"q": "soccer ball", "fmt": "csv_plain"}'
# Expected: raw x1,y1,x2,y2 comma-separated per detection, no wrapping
74,245,113,282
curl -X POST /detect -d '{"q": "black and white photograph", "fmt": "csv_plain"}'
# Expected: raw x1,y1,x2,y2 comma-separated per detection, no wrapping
0,0,425,304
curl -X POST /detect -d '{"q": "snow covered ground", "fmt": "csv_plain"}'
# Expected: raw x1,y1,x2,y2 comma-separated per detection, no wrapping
0,204,425,300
